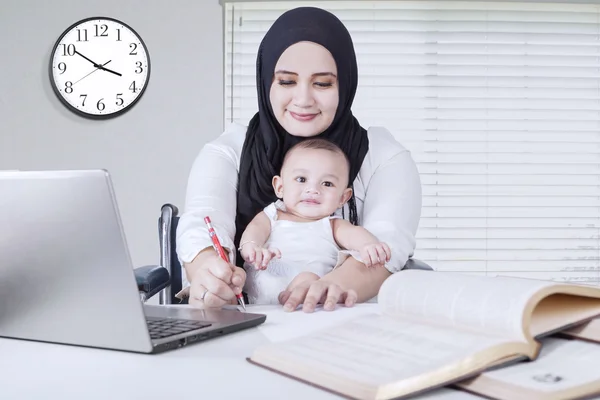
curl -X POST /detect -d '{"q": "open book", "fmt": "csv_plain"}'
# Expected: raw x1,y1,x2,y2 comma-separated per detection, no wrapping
247,270,600,400
457,337,600,400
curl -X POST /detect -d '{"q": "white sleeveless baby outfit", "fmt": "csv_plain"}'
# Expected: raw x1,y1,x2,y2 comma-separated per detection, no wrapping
243,200,344,304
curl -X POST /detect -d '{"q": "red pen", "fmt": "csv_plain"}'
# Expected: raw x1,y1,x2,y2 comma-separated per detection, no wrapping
204,216,246,311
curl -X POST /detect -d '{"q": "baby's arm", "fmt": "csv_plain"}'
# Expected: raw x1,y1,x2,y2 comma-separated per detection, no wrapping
331,218,391,268
239,211,281,270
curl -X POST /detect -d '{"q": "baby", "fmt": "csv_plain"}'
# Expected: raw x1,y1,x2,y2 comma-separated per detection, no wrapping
239,138,391,304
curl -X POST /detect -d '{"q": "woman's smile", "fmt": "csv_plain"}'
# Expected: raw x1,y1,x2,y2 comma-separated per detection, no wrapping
289,111,319,121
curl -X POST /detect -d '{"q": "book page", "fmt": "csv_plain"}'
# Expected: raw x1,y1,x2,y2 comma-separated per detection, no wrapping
378,270,557,340
562,316,600,343
253,313,520,388
464,337,600,398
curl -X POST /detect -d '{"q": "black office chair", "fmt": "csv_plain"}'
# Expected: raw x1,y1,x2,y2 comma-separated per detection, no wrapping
135,204,434,304
134,204,181,304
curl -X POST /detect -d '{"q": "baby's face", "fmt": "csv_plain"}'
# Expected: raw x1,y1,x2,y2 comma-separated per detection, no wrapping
274,148,352,220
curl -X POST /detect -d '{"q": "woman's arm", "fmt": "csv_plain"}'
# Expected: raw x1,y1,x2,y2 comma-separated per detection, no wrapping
176,125,246,305
323,256,391,302
177,127,244,263
360,149,422,274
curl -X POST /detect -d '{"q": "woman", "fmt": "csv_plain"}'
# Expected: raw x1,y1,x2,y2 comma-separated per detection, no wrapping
176,6,422,312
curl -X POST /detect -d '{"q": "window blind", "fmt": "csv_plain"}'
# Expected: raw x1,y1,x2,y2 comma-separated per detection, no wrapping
224,1,600,285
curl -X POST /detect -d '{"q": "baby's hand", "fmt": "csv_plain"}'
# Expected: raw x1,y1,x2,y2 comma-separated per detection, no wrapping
359,242,391,268
240,242,281,270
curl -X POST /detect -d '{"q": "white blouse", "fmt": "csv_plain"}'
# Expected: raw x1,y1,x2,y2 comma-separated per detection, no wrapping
176,122,422,286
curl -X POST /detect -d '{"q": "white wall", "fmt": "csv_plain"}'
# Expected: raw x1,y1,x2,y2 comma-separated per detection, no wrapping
0,0,224,269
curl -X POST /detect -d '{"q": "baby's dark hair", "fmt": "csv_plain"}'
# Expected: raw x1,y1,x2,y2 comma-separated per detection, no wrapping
283,138,351,184
283,138,358,225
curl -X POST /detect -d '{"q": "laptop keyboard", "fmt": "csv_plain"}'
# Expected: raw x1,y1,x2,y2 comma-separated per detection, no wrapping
146,317,212,340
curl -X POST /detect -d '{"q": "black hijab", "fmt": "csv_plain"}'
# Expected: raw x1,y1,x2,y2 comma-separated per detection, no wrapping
234,7,369,266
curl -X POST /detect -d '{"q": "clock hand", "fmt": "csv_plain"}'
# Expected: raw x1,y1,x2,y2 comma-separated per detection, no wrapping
97,64,122,77
74,50,103,68
73,49,121,77
73,60,112,85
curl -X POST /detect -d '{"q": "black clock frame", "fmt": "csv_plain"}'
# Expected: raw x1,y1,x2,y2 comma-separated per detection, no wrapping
48,16,151,120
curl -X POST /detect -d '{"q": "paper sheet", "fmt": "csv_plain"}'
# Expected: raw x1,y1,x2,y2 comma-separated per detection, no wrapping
241,303,379,342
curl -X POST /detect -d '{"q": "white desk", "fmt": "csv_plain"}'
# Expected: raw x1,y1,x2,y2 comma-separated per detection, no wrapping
0,304,480,400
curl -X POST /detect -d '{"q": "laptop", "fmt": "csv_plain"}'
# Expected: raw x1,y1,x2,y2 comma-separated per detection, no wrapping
0,169,266,354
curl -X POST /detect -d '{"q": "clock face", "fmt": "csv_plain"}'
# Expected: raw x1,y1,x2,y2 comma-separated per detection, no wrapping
49,17,150,118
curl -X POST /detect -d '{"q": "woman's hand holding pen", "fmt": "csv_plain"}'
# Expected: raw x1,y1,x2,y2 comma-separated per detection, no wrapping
186,247,246,308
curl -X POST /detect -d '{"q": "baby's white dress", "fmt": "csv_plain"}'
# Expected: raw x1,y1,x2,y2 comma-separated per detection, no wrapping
243,200,345,304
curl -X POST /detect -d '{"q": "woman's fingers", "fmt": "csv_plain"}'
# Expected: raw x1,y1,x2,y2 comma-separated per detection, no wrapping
231,265,246,289
301,282,329,312
188,285,206,308
189,260,246,308
185,248,247,309
323,284,344,311
195,269,234,306
312,284,357,309
282,280,357,313
207,258,246,288
282,285,310,312
203,290,231,307
208,259,233,282
201,269,235,299
278,290,291,306
340,288,358,307
189,281,230,308
279,271,321,306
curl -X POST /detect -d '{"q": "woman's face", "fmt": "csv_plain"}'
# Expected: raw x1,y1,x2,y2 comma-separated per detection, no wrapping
269,41,339,137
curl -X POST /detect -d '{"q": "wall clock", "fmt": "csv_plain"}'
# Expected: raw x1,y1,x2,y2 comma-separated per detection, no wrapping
49,17,150,119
